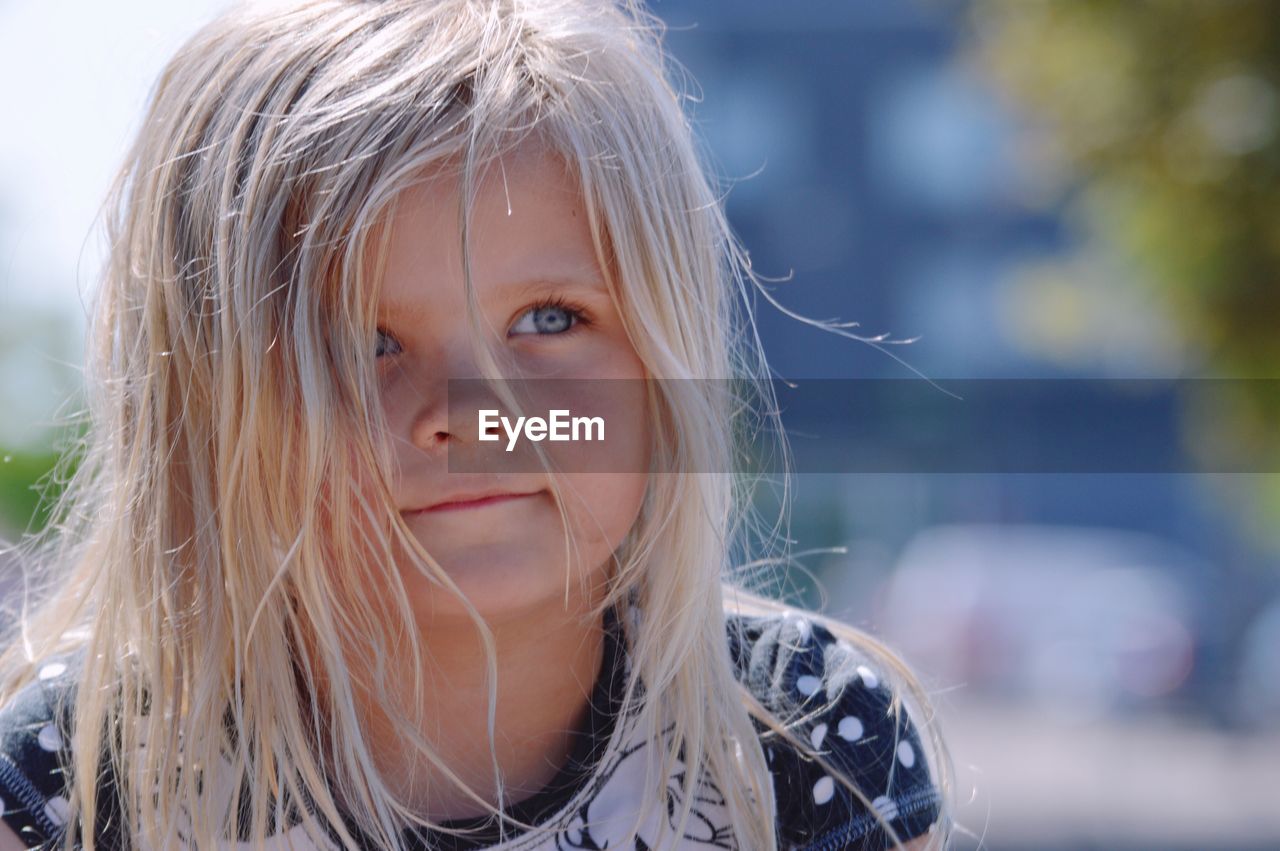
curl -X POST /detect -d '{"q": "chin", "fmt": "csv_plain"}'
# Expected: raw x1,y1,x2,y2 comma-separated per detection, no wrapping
396,541,599,623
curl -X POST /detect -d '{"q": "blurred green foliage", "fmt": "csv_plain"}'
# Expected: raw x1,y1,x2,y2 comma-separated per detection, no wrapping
966,0,1280,549
0,448,66,538
0,307,83,539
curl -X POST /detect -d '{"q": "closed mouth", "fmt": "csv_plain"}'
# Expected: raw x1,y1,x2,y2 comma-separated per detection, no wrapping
406,490,543,514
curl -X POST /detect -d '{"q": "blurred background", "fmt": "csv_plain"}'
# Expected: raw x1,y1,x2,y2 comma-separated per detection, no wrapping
2,0,1279,848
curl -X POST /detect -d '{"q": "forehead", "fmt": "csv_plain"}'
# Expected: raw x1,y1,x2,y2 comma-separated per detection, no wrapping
374,142,607,307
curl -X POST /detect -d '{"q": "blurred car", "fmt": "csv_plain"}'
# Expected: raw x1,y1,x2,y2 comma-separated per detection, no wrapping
1235,595,1280,729
877,523,1205,719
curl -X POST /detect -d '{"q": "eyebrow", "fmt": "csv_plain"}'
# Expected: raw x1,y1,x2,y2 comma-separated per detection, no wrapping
378,275,609,318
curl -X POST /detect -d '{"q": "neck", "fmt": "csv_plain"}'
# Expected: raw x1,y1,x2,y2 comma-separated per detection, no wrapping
328,590,611,823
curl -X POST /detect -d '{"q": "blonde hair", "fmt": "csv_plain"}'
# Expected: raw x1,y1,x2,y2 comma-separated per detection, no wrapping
0,0,953,848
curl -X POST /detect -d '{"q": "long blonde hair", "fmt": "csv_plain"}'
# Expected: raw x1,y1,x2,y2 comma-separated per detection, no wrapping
0,0,953,848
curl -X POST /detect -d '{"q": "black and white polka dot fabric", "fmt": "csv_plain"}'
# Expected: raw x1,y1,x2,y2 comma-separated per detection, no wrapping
728,612,941,849
0,609,940,850
0,657,80,845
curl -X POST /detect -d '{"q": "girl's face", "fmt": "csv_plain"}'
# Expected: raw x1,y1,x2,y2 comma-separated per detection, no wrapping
369,140,650,623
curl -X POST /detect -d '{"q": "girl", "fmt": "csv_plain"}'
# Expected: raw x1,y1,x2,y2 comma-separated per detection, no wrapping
0,0,952,848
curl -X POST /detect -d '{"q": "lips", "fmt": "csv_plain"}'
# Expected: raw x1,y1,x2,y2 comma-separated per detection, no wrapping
405,489,543,514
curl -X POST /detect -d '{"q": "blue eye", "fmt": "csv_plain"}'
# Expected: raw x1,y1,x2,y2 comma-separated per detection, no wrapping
375,328,403,358
509,298,589,336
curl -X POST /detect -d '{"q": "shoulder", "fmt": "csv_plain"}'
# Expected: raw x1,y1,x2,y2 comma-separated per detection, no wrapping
0,651,82,848
726,609,944,850
0,651,333,851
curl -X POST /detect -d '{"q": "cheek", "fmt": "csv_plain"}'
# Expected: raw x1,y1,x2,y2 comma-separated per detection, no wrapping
314,448,402,565
555,472,650,561
545,385,651,556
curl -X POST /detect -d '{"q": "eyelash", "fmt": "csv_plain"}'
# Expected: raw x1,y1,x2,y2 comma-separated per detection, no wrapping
375,328,402,359
374,296,592,359
511,295,592,337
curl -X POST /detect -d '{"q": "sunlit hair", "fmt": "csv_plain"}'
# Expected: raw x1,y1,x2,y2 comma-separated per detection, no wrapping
0,0,953,848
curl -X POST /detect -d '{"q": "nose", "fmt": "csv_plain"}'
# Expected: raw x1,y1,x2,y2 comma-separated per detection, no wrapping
405,340,512,455
409,393,450,453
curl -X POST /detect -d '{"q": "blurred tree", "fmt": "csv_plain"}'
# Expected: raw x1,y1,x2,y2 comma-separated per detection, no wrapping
0,449,67,539
0,306,82,539
965,0,1280,550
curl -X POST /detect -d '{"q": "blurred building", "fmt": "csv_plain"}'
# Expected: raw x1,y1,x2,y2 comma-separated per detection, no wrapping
655,4,1280,845
654,0,1279,720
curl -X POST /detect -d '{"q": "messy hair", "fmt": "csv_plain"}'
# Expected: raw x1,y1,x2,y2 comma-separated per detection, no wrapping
0,0,952,848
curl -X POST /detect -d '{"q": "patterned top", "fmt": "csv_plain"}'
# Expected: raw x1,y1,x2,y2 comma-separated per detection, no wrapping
0,608,941,849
